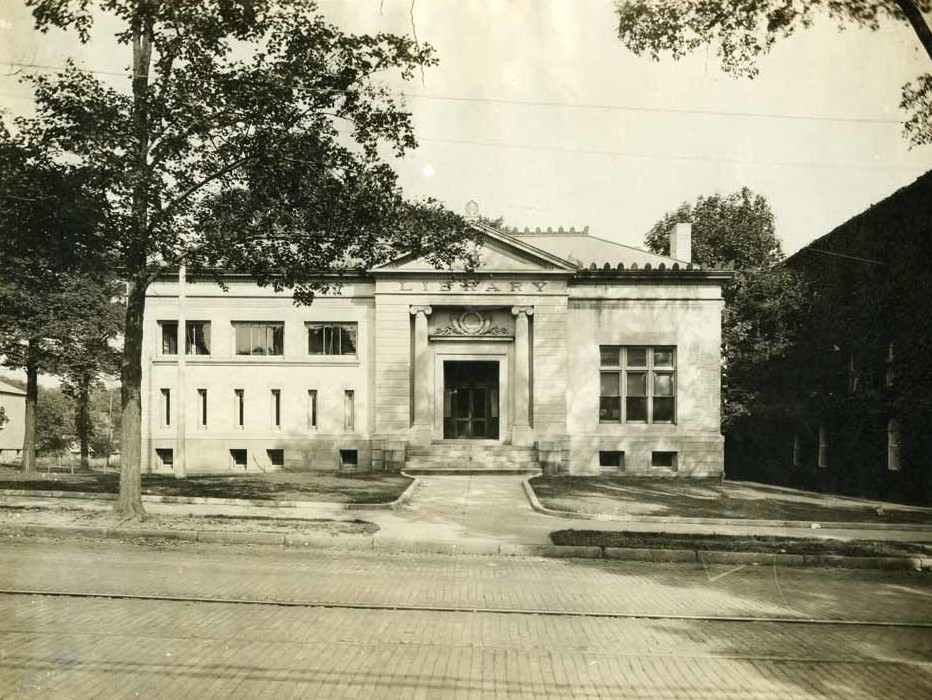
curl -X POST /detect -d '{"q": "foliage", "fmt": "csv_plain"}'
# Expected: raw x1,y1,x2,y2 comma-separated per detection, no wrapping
644,188,809,428
19,0,475,516
615,0,932,147
88,385,121,459
35,387,76,456
0,407,7,432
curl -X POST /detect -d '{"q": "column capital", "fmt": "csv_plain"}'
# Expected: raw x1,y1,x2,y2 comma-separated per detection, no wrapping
511,305,534,317
409,305,433,317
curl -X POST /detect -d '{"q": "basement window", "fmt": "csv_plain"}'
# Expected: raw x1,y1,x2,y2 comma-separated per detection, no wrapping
598,451,624,471
339,449,358,468
651,451,677,471
155,448,173,468
230,449,248,469
267,449,285,468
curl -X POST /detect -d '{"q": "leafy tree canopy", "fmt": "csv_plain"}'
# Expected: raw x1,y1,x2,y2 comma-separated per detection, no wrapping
616,0,932,146
17,0,474,516
645,188,808,427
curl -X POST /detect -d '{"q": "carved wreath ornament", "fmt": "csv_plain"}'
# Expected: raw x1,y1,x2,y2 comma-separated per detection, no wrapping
434,311,510,337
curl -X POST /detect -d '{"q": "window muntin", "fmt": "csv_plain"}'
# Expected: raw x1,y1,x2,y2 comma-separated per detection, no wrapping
234,322,284,356
186,321,211,355
160,322,178,355
307,323,357,356
599,346,676,424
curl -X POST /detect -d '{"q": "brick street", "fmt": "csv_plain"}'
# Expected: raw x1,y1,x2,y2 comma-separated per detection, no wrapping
0,539,930,698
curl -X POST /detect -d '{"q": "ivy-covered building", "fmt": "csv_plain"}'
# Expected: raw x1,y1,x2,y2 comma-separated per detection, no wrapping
730,171,932,504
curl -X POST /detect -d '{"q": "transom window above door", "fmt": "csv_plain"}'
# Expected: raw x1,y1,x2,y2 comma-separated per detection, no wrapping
599,346,676,424
307,323,357,356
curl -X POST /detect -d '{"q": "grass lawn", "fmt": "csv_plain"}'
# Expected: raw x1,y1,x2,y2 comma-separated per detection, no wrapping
550,529,931,558
0,465,412,504
530,476,932,524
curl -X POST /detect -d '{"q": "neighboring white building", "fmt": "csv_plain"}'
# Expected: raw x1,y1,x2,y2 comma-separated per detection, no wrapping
0,380,26,463
142,222,728,476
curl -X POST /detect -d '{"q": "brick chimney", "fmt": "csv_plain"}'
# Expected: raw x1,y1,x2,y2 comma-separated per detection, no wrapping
670,222,691,263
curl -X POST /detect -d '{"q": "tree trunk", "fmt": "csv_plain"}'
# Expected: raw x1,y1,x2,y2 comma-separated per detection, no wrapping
116,280,147,519
21,350,38,473
115,14,154,521
77,377,90,470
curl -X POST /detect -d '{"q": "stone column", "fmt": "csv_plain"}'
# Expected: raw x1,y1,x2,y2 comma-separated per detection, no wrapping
409,305,433,443
511,306,534,445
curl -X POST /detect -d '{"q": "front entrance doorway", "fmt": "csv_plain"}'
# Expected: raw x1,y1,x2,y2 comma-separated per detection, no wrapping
443,361,499,439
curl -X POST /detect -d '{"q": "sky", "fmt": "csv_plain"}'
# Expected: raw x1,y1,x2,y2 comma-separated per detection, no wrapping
1,0,930,255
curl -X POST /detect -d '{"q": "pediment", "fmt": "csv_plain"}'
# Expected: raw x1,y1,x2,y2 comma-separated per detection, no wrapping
372,223,576,273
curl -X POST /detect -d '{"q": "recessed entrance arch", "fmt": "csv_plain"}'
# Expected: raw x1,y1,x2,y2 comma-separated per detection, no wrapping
443,361,499,439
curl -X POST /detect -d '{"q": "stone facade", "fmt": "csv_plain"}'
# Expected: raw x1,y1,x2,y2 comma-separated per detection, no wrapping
141,223,727,476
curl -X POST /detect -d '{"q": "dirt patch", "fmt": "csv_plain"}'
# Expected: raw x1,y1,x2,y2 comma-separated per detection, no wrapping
550,529,931,557
531,476,932,524
0,466,411,504
0,505,378,536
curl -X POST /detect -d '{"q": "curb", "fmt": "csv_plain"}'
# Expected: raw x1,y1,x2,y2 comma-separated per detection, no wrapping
0,477,419,512
521,476,932,533
1,522,928,571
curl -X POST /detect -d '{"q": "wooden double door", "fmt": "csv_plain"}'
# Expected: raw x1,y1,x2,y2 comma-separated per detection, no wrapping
443,361,499,439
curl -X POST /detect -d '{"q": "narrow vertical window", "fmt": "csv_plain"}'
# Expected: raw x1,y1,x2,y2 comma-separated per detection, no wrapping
160,388,171,427
197,389,207,428
344,390,355,431
271,389,281,428
307,390,318,428
885,343,894,389
887,418,901,472
792,433,801,467
234,389,244,428
818,426,828,469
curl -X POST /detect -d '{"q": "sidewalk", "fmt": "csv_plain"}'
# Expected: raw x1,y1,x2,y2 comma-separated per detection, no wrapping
3,474,931,551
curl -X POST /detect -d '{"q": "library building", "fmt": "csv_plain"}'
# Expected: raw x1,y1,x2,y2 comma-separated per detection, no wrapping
142,220,728,476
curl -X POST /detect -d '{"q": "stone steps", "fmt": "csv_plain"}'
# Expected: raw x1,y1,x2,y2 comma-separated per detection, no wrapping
405,444,540,472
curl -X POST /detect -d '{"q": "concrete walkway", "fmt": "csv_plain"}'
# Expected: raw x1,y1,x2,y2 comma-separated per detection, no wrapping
3,474,931,546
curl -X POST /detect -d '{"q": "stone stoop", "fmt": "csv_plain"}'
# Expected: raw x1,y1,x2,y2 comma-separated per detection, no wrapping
404,443,541,473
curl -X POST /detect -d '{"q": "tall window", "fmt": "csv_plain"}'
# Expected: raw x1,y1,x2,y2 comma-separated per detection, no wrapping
197,388,208,427
271,389,281,428
160,388,171,426
186,321,211,355
234,322,284,356
887,418,901,471
160,321,178,355
307,323,357,356
344,390,355,431
600,346,675,423
307,390,318,428
234,389,244,428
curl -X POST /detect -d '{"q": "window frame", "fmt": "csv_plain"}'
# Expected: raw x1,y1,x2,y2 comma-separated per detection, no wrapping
233,321,285,357
306,322,358,357
599,346,677,424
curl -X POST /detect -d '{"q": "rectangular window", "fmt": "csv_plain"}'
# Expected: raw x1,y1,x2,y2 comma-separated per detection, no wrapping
234,322,284,356
885,343,894,389
160,321,178,355
234,389,244,428
307,323,358,356
600,346,676,424
792,433,801,467
230,449,247,469
197,388,207,427
186,321,211,355
599,451,624,471
160,388,171,427
818,426,828,469
340,449,358,468
344,390,355,431
267,449,285,468
307,390,318,428
887,419,901,472
652,451,678,470
155,448,173,468
271,389,281,428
